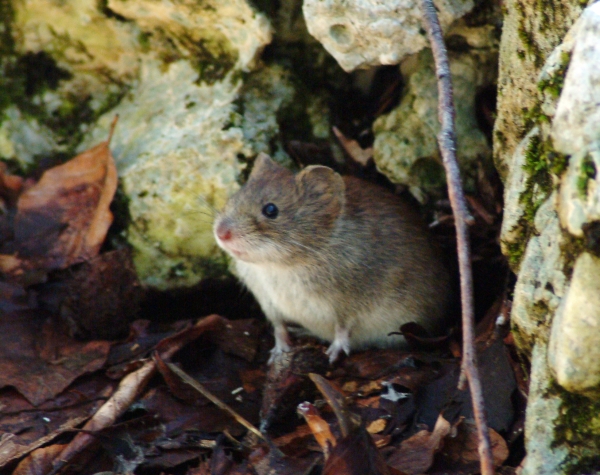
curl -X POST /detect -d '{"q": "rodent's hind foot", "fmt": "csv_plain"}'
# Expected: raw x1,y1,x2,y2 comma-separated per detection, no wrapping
325,325,351,363
267,344,291,365
268,323,292,365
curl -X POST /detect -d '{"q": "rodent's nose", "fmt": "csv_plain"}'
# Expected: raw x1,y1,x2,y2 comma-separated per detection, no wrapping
215,221,233,241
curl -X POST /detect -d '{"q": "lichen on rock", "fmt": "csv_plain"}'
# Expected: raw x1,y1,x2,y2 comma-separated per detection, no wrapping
107,0,273,74
1,0,315,289
499,1,600,472
80,59,249,289
373,48,495,202
1,0,140,159
493,0,583,179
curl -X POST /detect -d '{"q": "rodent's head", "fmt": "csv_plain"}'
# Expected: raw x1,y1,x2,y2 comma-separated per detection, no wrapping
214,153,345,264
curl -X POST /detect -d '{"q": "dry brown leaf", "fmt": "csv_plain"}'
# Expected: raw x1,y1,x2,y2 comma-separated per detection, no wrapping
50,314,225,473
13,443,67,475
0,376,113,467
0,162,24,207
260,344,328,433
46,248,142,340
0,134,117,279
332,126,373,166
51,360,153,473
367,418,387,434
441,420,509,469
297,402,336,453
273,424,314,448
0,311,111,406
387,415,452,475
323,428,395,475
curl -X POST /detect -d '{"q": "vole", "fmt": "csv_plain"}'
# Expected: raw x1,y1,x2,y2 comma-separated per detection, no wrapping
214,153,450,363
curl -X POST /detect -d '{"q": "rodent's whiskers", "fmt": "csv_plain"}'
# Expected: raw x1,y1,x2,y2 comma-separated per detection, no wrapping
182,197,219,223
194,195,219,215
180,208,216,222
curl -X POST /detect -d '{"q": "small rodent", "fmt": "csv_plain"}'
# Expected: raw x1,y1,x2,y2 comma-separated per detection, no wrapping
214,153,451,363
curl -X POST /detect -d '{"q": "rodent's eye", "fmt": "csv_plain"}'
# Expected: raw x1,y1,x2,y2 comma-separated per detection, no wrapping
262,203,279,219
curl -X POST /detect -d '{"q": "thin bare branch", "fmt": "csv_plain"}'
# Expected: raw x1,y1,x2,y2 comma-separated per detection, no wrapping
418,1,495,474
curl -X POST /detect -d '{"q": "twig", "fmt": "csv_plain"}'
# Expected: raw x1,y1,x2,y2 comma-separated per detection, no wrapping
418,1,494,474
164,360,266,441
50,314,225,474
50,361,155,474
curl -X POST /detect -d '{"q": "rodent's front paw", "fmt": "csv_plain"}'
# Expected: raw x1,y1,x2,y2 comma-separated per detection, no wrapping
325,339,350,364
326,325,351,363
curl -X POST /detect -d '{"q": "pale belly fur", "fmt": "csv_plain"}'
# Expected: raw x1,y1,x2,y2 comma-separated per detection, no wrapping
236,261,408,349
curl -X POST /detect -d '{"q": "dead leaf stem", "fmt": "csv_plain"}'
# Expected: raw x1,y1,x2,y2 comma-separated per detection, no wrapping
164,360,266,441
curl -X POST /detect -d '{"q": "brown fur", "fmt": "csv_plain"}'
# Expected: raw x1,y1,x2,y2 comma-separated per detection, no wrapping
214,153,451,362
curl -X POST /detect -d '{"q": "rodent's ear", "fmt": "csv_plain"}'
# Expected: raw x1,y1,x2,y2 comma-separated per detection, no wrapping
250,153,279,179
296,165,345,210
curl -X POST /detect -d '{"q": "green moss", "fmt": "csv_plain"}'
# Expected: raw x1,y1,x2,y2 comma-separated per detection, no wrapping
548,150,569,176
522,104,550,132
164,253,229,282
0,0,16,120
522,104,539,133
277,99,313,144
1,46,127,166
538,51,571,99
517,24,544,68
517,27,542,66
560,233,586,280
560,51,571,65
190,254,229,279
576,154,596,198
506,134,568,270
521,134,552,223
193,39,238,86
504,239,527,270
552,386,600,474
137,31,151,53
536,0,553,32
410,157,446,190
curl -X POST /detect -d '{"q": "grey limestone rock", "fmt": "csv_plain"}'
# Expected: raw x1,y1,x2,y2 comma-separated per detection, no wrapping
499,2,600,472
521,343,569,475
549,252,600,395
510,194,567,353
553,2,600,238
302,0,474,72
493,0,582,179
553,2,600,156
0,0,307,289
